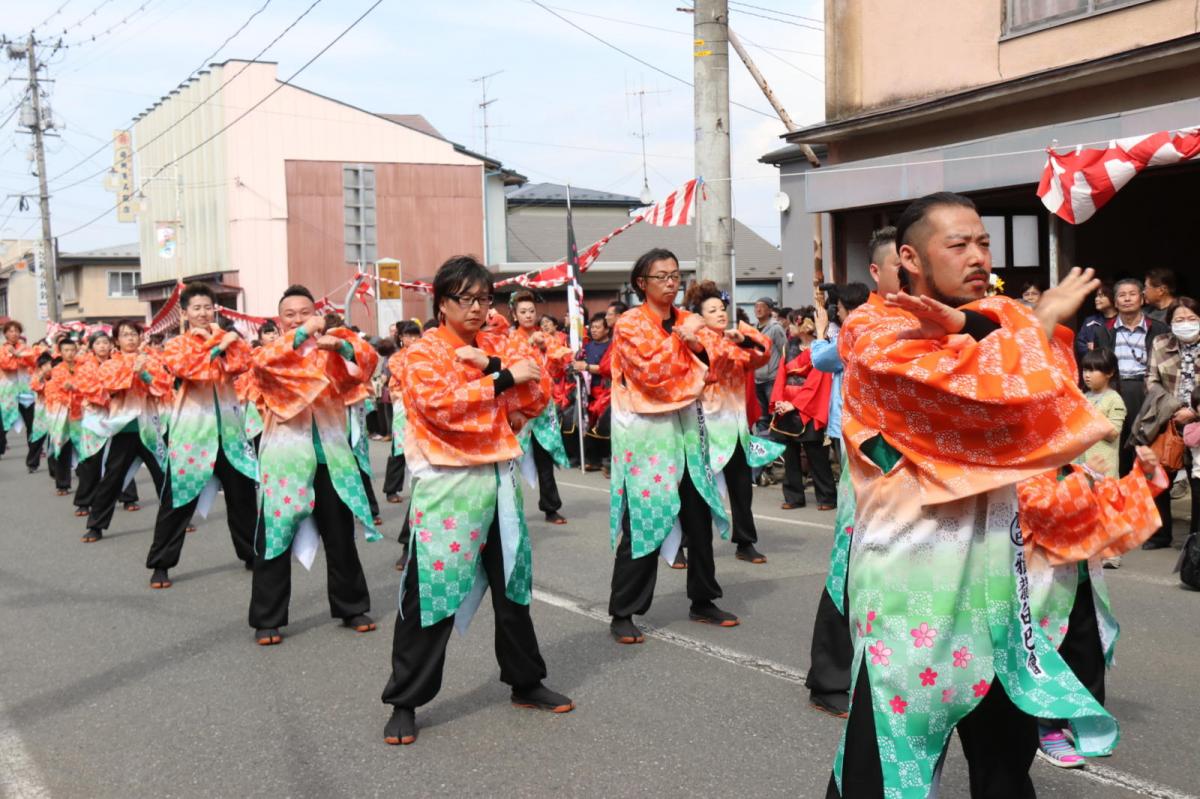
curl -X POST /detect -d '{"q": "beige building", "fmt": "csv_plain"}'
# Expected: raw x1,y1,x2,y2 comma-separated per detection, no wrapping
57,243,147,327
131,60,522,332
0,239,46,340
764,0,1200,295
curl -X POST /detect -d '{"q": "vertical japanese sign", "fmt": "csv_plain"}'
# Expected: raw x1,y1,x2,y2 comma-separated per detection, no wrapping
112,130,135,223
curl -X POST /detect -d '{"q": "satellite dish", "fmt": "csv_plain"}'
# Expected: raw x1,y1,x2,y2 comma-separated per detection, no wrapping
774,191,791,212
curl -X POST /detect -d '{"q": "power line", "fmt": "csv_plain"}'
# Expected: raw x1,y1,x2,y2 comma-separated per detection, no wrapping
59,0,163,47
527,0,779,121
35,1,76,32
55,0,384,240
728,6,823,31
29,0,325,194
728,1,823,25
56,0,120,34
188,0,272,76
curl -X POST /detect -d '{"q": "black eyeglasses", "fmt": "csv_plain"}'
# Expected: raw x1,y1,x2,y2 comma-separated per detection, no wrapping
643,272,681,284
446,293,494,309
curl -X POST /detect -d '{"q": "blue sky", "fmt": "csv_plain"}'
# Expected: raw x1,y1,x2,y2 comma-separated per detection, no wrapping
0,0,825,253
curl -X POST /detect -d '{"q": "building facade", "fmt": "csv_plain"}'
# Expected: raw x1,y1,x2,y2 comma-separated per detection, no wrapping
0,239,45,340
57,243,147,328
764,0,1200,297
131,60,522,332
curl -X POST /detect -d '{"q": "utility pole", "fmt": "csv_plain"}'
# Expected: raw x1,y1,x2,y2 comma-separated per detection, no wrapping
627,84,669,205
470,70,503,156
693,0,733,293
15,34,60,322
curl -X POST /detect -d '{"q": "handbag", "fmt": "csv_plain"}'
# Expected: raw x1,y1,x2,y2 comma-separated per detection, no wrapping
1150,420,1186,472
769,411,821,444
1177,533,1200,591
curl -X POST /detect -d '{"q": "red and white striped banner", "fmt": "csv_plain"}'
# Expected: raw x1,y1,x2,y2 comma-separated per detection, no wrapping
1037,128,1200,224
636,177,703,227
145,280,272,338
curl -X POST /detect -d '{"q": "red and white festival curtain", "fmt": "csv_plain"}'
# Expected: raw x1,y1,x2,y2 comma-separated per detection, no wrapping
146,281,272,338
1038,128,1200,224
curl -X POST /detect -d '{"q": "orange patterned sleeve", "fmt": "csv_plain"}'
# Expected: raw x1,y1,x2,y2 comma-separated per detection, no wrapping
613,306,706,409
386,350,406,397
490,330,549,420
403,340,501,435
73,359,109,407
324,328,378,403
163,331,222,381
216,337,252,376
252,336,328,422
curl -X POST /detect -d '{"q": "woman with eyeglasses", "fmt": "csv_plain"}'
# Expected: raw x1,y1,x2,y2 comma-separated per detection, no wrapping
606,248,739,646
381,256,573,747
685,280,785,564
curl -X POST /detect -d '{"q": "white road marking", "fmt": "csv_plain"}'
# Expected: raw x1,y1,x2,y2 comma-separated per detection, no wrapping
556,481,831,530
0,711,51,799
534,585,1199,799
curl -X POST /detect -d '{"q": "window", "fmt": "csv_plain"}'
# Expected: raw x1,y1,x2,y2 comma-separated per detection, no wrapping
343,164,377,265
61,269,78,305
0,287,8,318
1004,0,1151,36
108,270,140,298
980,214,1042,269
734,281,781,319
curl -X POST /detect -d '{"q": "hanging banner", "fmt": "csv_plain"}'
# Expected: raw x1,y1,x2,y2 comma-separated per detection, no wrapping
32,243,48,322
155,222,178,259
111,129,136,223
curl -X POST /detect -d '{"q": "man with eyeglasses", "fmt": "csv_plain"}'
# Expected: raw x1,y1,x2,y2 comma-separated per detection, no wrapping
381,256,573,746
607,247,737,645
1096,278,1167,475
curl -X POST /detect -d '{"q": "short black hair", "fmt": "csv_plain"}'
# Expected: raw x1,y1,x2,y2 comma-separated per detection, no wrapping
1080,347,1117,377
88,331,111,347
630,248,679,300
1145,268,1177,294
895,192,977,254
114,319,142,338
838,282,871,313
180,281,216,308
57,334,77,348
1167,296,1200,324
259,319,279,335
868,225,897,265
608,300,629,315
280,284,315,305
1020,281,1043,294
589,312,609,326
2,320,23,335
433,255,492,316
36,351,53,367
398,321,422,337
539,314,562,332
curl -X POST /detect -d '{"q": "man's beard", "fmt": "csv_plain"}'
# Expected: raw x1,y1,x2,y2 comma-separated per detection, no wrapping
921,266,985,309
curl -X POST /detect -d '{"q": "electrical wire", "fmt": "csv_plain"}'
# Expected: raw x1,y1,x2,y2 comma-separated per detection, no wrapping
728,5,823,32
528,0,779,121
55,0,384,240
728,2,823,26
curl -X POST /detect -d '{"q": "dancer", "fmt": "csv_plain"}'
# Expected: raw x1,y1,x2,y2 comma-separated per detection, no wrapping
828,192,1124,799
44,336,91,496
75,332,139,516
575,313,612,475
383,321,420,506
237,320,277,449
0,321,37,460
26,352,53,474
607,248,735,645
145,282,259,589
685,280,784,564
509,290,572,524
381,255,573,746
247,285,380,645
805,228,899,719
81,321,171,543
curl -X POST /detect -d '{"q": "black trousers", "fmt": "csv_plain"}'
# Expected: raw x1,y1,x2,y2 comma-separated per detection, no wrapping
1057,578,1106,708
828,663,1037,799
805,582,853,706
19,404,41,471
249,464,371,629
360,467,380,519
1117,376,1146,477
74,451,103,509
1144,468,1177,547
145,447,257,570
725,440,759,547
86,431,165,532
584,407,610,468
53,442,75,491
383,452,406,496
531,438,562,514
782,438,836,507
754,381,773,431
381,512,547,709
608,468,721,618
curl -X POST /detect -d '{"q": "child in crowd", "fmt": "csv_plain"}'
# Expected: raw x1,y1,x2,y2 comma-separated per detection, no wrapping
1078,348,1126,568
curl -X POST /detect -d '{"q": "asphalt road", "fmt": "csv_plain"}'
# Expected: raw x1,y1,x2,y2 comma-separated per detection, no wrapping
0,438,1197,799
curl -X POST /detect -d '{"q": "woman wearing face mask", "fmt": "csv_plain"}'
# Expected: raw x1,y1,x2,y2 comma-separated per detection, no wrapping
1143,297,1200,549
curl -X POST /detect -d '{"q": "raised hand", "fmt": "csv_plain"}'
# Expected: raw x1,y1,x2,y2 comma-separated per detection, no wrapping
455,346,490,371
886,292,967,340
509,359,542,385
302,315,326,337
1033,267,1100,338
724,328,745,344
679,313,705,336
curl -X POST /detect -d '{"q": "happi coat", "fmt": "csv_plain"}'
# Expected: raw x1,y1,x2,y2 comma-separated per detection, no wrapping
386,349,408,457
234,369,265,441
695,321,784,473
400,325,549,629
507,321,572,469
834,292,1124,798
162,328,258,507
252,328,381,564
88,350,173,468
0,342,36,432
45,358,96,459
608,304,730,561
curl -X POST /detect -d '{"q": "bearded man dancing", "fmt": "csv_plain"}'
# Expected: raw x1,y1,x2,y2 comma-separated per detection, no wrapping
828,192,1123,799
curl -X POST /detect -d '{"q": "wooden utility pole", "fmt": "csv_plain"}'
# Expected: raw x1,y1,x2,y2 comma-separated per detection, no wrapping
21,34,60,322
693,0,733,293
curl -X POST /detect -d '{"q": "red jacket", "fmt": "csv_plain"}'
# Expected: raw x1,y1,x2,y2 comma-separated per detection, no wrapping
769,348,831,431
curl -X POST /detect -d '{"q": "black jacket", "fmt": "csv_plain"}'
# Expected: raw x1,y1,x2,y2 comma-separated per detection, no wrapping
1093,314,1169,377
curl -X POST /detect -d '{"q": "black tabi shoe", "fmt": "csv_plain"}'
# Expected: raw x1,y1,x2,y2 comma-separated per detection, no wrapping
149,568,172,589
511,683,575,713
255,628,282,646
809,692,850,719
383,707,417,745
544,511,567,525
123,502,140,512
689,602,739,627
343,613,376,633
735,543,767,564
670,548,687,570
81,528,102,543
610,616,645,644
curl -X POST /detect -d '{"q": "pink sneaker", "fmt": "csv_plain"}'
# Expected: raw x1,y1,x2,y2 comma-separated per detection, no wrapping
1037,729,1086,768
